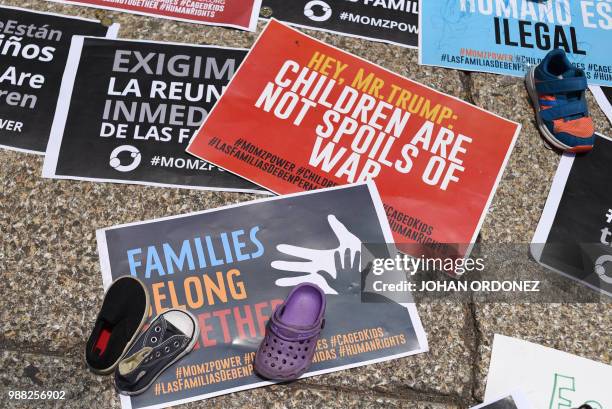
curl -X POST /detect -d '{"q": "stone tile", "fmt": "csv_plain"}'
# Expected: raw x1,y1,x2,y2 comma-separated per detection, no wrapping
0,145,471,406
471,72,612,243
470,73,612,399
472,303,612,400
0,168,472,399
2,2,611,409
0,3,471,405
205,385,461,409
0,350,460,409
0,349,118,409
0,0,468,357
468,73,612,403
469,73,560,243
0,151,256,353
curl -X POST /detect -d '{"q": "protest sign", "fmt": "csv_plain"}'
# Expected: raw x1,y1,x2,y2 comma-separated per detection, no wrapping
43,37,265,193
469,391,530,409
187,19,520,258
419,0,612,87
590,86,612,124
261,0,418,49
0,6,117,154
96,182,428,409
48,0,262,31
485,334,611,409
531,133,612,297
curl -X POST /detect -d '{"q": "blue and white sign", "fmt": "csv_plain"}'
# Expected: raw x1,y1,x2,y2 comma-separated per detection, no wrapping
419,0,612,87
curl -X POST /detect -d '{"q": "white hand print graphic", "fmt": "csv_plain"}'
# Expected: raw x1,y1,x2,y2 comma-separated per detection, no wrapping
271,215,362,295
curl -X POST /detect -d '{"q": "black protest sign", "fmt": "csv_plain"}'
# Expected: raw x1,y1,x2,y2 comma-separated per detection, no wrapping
590,86,612,125
532,134,612,297
0,6,115,153
97,183,427,409
261,0,418,49
43,37,265,193
603,87,612,108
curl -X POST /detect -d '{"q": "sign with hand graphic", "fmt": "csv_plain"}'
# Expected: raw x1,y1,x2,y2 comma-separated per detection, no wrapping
97,182,428,409
272,215,362,294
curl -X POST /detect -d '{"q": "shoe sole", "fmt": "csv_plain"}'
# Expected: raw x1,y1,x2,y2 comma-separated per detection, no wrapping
525,66,574,152
117,308,200,396
254,365,307,381
86,276,151,376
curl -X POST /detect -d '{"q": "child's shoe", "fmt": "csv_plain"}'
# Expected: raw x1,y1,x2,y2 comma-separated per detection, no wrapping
114,309,199,395
525,49,595,153
254,283,326,381
86,276,149,375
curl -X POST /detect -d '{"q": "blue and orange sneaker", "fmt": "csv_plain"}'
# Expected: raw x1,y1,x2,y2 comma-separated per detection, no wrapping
526,49,595,153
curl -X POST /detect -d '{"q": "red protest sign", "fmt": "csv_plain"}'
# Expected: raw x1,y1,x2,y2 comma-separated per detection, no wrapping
187,20,521,256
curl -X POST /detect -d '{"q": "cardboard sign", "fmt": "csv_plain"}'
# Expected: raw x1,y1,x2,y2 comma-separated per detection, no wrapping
187,20,520,257
0,6,118,154
96,182,428,409
485,335,611,409
419,0,612,87
590,86,612,125
531,133,612,297
470,391,531,409
48,0,262,31
261,0,418,49
43,37,265,194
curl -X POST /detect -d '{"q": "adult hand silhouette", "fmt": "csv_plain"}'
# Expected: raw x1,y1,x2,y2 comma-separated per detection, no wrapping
271,215,362,294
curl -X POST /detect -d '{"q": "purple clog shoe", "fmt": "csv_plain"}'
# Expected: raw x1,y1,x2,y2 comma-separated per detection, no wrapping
254,283,326,381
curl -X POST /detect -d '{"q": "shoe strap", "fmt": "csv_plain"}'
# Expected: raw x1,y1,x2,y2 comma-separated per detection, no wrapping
268,309,323,342
535,76,587,94
539,99,588,122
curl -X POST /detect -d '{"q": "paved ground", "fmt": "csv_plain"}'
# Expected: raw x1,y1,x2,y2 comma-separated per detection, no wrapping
0,1,611,408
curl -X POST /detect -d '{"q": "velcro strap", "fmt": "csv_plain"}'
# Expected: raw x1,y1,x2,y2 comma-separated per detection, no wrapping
540,99,588,121
535,77,587,94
